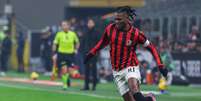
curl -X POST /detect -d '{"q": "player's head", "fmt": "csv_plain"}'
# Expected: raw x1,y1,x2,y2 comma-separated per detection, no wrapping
115,6,136,31
87,18,95,29
61,20,70,32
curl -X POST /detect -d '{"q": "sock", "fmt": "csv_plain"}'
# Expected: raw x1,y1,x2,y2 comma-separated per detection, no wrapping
62,73,69,88
145,96,153,101
133,92,154,101
67,78,71,87
133,92,147,101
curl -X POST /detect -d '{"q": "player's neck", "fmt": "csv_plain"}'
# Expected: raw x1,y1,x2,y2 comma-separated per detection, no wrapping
63,30,69,33
123,23,131,32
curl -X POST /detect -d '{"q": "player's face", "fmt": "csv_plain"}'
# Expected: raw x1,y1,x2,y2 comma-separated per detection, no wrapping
87,19,95,29
61,21,70,32
115,12,129,31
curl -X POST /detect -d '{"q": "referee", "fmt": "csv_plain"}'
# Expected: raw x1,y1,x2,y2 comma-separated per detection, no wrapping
52,21,80,90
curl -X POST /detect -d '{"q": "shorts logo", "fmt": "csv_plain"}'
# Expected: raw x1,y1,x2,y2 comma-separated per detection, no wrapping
128,67,135,72
126,40,132,46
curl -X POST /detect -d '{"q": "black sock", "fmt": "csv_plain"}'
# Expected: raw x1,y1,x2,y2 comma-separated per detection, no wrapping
133,92,153,101
133,92,147,101
145,96,153,101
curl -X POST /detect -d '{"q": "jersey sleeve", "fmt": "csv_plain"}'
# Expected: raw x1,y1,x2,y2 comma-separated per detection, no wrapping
137,31,164,68
53,32,59,45
89,24,112,55
137,31,151,47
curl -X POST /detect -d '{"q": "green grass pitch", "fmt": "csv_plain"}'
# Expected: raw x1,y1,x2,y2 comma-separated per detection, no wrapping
0,72,201,101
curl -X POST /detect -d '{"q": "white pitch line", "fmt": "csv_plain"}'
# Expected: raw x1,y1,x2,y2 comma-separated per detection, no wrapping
170,92,201,97
1,82,200,98
0,83,121,100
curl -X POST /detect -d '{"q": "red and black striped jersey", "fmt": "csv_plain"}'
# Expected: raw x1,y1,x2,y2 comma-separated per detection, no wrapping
89,23,163,71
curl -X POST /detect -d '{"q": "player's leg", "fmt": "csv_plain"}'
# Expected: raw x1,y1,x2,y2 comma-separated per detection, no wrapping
56,55,61,78
82,63,90,90
61,64,69,90
17,53,24,72
122,91,135,101
66,54,76,87
113,70,135,101
57,53,69,90
91,62,97,90
1,54,8,72
128,78,154,101
46,56,52,73
126,66,155,101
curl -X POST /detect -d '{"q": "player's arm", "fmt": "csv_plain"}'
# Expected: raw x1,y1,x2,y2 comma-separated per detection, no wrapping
137,32,168,78
52,44,57,54
52,32,59,55
84,25,111,64
89,31,109,55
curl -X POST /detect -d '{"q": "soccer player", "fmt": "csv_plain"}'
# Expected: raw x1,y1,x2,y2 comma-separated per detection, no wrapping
84,6,168,101
52,21,80,90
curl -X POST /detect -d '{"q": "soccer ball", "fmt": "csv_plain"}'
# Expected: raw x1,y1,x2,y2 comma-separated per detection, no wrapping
30,72,39,80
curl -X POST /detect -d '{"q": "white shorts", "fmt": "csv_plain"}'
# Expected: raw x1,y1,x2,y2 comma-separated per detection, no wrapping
113,66,141,96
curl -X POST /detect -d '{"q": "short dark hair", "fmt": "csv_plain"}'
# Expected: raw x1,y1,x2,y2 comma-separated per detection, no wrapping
116,6,136,21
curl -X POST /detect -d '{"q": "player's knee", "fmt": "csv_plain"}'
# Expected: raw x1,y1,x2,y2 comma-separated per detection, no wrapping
61,67,67,74
128,78,140,94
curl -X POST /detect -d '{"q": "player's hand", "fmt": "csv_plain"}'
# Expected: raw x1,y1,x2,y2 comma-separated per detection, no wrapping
84,53,94,64
159,65,168,79
74,49,78,54
52,54,57,60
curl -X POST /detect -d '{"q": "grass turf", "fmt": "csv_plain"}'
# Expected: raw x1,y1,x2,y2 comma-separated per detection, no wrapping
0,72,201,101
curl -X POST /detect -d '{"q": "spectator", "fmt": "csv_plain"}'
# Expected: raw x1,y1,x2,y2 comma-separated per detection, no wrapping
98,67,113,83
69,17,78,31
196,43,201,52
140,60,150,84
159,43,174,85
186,41,197,52
0,31,12,76
137,47,155,68
142,19,159,44
40,27,54,76
0,30,6,43
98,46,111,70
187,25,200,41
17,32,25,72
0,30,6,76
98,46,113,83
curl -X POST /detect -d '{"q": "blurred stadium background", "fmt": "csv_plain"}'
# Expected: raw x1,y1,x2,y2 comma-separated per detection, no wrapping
0,0,201,101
